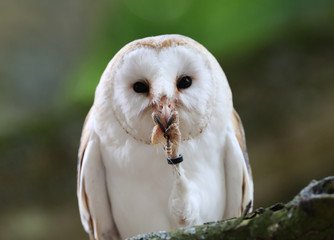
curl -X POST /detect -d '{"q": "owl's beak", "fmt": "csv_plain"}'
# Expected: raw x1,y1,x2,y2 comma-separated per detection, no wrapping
153,95,175,131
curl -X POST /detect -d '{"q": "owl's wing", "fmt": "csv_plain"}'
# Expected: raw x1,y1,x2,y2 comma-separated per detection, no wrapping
230,109,252,180
77,109,120,240
223,109,254,218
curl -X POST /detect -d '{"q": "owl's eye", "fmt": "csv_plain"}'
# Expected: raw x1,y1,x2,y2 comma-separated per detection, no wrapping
177,76,192,90
133,81,149,93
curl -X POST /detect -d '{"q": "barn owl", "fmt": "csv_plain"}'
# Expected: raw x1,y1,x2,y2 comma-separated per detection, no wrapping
77,34,253,240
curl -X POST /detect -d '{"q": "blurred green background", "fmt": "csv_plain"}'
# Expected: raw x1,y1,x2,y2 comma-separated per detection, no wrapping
1,0,334,239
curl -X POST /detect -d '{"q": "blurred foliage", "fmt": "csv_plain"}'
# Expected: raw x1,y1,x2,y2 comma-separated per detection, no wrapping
1,0,334,239
68,0,334,104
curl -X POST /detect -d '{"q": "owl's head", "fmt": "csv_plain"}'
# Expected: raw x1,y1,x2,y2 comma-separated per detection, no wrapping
94,35,232,144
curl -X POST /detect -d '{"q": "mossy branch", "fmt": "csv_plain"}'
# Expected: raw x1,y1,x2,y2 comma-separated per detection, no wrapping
128,176,334,240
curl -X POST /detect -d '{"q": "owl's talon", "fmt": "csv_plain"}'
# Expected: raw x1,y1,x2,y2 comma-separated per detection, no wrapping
153,114,165,132
166,115,175,129
152,110,180,159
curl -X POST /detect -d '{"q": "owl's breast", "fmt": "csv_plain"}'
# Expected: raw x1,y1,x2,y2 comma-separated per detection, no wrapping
101,144,175,238
99,127,227,239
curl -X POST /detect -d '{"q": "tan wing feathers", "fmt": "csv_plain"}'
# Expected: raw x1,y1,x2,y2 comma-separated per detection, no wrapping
77,108,120,240
231,109,251,176
231,109,253,213
77,108,92,190
81,178,95,239
77,108,95,238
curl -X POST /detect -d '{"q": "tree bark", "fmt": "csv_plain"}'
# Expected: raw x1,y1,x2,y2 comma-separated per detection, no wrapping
128,176,334,240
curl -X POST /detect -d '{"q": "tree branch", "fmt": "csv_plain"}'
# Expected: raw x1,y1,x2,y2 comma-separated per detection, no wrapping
128,176,334,240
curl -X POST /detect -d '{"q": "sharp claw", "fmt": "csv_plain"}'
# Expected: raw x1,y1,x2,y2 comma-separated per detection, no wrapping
166,115,175,129
153,114,165,132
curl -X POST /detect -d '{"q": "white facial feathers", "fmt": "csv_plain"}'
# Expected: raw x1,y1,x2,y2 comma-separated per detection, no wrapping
94,34,232,144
